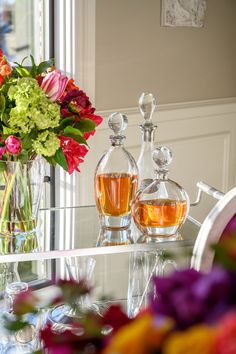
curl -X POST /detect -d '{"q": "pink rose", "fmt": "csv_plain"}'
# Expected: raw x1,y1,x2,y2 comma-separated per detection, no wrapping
40,69,68,102
0,146,6,159
5,136,22,155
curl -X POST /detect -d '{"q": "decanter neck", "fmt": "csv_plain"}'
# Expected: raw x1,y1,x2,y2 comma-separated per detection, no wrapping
156,169,169,180
110,135,126,146
139,124,157,142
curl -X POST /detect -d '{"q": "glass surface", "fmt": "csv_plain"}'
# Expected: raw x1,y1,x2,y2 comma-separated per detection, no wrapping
39,206,201,254
0,0,42,63
0,205,200,260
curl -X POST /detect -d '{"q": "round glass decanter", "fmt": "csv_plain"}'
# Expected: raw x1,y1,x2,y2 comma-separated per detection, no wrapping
132,146,189,240
94,112,138,230
137,92,157,190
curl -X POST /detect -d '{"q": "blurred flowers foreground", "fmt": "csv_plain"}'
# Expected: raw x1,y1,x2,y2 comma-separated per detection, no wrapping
5,232,236,354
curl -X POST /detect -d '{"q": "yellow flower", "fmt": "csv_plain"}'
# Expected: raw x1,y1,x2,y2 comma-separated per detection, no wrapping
163,324,216,354
103,313,173,354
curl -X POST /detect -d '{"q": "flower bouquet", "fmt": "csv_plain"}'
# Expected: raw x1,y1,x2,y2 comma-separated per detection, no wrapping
0,49,102,253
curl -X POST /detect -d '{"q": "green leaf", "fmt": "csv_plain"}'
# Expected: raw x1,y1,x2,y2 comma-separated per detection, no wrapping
20,129,37,149
3,126,14,135
74,118,96,133
14,66,30,77
22,136,32,149
37,59,55,75
64,126,83,136
54,148,68,171
58,117,75,130
63,133,88,146
0,94,5,115
3,315,29,332
20,56,28,66
29,55,37,77
44,156,57,166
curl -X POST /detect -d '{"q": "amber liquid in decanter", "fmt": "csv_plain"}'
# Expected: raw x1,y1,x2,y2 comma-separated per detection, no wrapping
96,173,138,216
133,199,187,228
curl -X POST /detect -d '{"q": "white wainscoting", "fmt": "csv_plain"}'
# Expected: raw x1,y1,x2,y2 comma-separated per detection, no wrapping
75,97,236,223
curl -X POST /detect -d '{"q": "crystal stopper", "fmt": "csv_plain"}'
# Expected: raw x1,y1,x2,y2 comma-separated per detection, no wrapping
152,146,172,171
139,92,157,123
108,112,128,135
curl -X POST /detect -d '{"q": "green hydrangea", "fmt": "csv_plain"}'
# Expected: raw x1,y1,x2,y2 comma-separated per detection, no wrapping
33,130,60,157
8,78,60,133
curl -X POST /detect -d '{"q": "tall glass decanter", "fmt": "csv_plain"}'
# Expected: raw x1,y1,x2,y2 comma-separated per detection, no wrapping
94,112,138,230
132,146,189,240
137,92,157,189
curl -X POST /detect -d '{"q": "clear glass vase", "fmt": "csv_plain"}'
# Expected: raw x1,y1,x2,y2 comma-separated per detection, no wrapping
0,157,45,254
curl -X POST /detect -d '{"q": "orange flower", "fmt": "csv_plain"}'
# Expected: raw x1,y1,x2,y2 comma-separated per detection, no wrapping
163,324,216,354
103,313,173,354
66,78,80,91
0,63,11,77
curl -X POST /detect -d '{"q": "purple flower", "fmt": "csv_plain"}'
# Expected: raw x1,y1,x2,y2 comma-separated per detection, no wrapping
5,135,22,155
150,267,236,329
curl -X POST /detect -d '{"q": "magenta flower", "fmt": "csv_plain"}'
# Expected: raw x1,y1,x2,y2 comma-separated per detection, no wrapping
0,146,5,159
40,69,68,102
5,136,22,155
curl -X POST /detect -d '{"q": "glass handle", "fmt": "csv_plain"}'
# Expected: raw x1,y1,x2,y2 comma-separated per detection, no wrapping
157,258,177,277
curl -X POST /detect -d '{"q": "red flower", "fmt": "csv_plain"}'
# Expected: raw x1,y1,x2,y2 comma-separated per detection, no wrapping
213,312,236,354
13,289,38,316
0,74,4,87
60,89,94,118
102,305,132,333
59,136,88,174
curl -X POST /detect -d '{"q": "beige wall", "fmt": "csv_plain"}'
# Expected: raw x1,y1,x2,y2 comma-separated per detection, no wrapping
95,0,236,110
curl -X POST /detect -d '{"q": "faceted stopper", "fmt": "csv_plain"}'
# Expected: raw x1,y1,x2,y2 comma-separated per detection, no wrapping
108,112,128,135
139,92,157,122
152,146,172,170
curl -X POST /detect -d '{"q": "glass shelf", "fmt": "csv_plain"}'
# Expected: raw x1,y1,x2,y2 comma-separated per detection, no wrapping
0,205,201,263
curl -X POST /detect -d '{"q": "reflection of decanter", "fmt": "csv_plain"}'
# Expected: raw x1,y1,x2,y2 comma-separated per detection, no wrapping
133,146,189,240
94,112,138,230
137,92,157,190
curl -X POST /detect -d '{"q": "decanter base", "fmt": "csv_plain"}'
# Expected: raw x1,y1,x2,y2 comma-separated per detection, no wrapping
100,214,131,230
140,225,182,241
